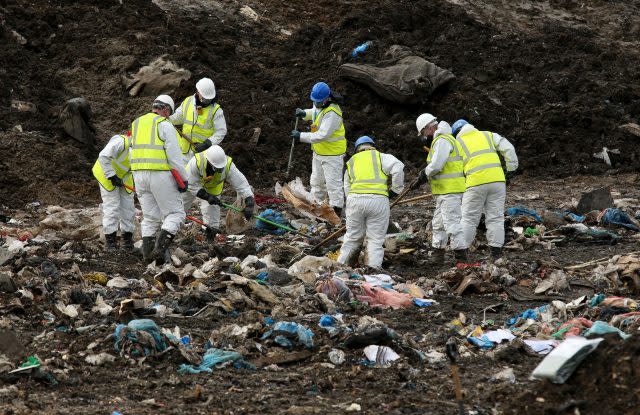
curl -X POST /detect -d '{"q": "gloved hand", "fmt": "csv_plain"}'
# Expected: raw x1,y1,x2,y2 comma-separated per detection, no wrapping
505,170,517,185
389,190,399,201
194,140,212,153
243,196,255,220
178,180,189,193
108,175,123,187
295,108,306,118
206,194,221,206
412,169,428,189
196,188,209,200
291,130,301,140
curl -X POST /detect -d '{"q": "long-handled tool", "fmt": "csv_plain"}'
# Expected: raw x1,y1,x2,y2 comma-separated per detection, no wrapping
287,175,421,265
218,201,311,238
186,215,217,231
286,117,299,177
446,337,465,415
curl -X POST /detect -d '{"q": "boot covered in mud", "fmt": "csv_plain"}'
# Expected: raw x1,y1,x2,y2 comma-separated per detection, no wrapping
141,236,155,263
153,229,174,265
121,232,134,250
205,227,219,243
104,232,118,251
454,249,469,263
490,246,502,260
429,248,446,265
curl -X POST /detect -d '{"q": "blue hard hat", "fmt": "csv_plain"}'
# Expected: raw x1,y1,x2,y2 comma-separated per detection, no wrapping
310,82,331,102
452,119,469,135
355,135,375,148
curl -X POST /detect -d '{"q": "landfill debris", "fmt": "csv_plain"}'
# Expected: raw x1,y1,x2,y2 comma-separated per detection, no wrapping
531,337,604,383
261,321,315,349
279,178,341,225
363,345,400,365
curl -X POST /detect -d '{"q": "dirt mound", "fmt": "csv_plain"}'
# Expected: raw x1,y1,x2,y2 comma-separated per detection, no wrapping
509,335,640,414
2,0,640,208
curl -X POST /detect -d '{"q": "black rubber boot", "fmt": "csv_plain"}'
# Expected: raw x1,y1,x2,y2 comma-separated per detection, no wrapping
490,246,502,260
104,232,118,251
153,230,174,265
333,206,342,217
430,248,446,265
205,228,218,243
121,232,134,250
454,249,469,263
142,236,155,263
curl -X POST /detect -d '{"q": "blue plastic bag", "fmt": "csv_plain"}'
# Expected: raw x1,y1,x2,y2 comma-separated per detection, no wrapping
506,207,543,222
600,208,640,231
351,41,372,58
413,298,435,307
506,306,548,326
114,319,168,357
178,348,252,374
261,321,314,349
584,320,630,339
255,209,289,235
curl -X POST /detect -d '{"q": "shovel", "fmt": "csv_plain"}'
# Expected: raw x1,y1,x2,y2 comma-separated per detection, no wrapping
186,215,218,232
446,337,465,415
286,117,299,178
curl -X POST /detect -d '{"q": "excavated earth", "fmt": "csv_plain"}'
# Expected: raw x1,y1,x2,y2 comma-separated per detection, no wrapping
1,0,640,414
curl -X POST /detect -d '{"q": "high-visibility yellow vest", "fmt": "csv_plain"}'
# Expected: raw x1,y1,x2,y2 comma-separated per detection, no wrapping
346,149,389,196
455,130,505,188
310,104,346,156
179,96,221,154
427,134,465,195
194,152,233,196
130,113,171,171
92,135,134,193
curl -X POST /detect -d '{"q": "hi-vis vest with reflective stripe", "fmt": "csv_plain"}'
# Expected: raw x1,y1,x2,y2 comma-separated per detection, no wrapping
130,113,171,171
195,153,233,196
346,149,389,196
179,96,220,154
310,104,347,156
427,134,465,195
92,135,134,193
455,130,505,188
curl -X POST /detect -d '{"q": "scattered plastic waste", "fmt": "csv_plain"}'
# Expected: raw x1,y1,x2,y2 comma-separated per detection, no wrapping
531,337,604,383
506,207,543,222
255,209,289,235
351,41,372,58
114,319,168,357
261,321,314,349
178,348,252,374
598,208,640,231
363,345,399,365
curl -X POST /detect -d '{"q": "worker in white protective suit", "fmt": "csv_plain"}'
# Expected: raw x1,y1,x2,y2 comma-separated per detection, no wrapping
130,95,188,264
292,82,346,216
337,136,405,269
412,113,467,264
170,77,228,164
184,145,255,242
451,119,518,259
92,132,136,251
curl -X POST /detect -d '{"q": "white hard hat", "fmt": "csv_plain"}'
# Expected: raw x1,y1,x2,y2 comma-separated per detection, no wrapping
154,95,175,112
196,77,216,100
205,145,227,168
416,113,437,135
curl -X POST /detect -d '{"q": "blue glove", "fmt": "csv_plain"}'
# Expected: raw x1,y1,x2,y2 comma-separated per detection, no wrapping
291,130,301,140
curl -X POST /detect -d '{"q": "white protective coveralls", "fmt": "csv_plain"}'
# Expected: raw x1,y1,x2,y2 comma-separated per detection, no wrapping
423,121,464,250
300,107,345,208
169,97,228,164
133,120,188,237
456,124,518,248
97,135,136,235
183,159,253,229
337,148,405,268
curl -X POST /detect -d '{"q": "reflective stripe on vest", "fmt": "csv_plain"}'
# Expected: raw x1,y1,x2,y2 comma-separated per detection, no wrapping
310,104,347,156
427,134,465,195
179,96,220,154
346,149,389,196
130,113,171,171
92,135,134,193
455,130,505,188
195,153,233,196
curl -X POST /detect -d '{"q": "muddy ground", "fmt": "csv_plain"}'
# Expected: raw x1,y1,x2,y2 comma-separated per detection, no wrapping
1,0,640,414
1,0,640,208
1,174,640,415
